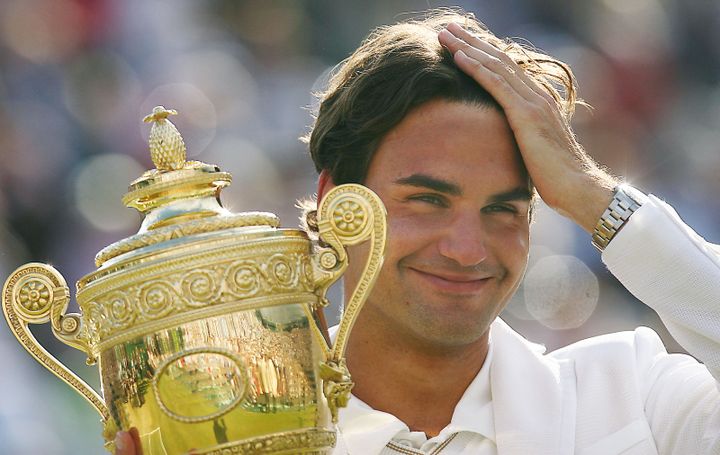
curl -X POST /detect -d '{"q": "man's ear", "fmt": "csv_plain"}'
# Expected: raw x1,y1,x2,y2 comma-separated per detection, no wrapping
317,169,336,203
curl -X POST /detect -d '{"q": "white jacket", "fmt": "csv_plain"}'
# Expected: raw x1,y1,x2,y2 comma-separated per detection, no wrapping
337,195,720,454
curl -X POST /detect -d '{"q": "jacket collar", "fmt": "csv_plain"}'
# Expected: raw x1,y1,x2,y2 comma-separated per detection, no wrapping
333,319,577,455
490,319,576,455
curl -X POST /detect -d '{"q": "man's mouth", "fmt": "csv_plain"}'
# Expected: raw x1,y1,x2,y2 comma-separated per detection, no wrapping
408,267,493,294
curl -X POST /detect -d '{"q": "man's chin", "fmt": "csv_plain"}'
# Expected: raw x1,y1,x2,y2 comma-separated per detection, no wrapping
401,316,493,351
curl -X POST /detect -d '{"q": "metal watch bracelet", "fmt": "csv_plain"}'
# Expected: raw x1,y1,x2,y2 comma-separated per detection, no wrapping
591,184,648,251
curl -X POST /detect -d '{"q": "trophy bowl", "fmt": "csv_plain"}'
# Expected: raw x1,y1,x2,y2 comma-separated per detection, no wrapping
2,106,387,454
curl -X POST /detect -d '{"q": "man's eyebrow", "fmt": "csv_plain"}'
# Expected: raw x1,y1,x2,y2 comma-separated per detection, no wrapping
394,174,531,202
394,174,462,195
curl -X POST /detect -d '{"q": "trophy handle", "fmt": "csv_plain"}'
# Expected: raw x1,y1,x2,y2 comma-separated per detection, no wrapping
313,184,387,421
2,263,110,422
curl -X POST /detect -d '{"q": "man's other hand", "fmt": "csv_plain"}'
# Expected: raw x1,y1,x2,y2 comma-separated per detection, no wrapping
114,430,139,455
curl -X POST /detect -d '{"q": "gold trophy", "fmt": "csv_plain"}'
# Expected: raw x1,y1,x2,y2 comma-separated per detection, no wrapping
2,106,387,454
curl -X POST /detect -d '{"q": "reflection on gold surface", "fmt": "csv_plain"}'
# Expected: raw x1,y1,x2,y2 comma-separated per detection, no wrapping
154,348,247,422
100,305,330,454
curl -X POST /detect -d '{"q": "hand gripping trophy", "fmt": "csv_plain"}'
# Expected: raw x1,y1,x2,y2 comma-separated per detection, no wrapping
2,107,387,454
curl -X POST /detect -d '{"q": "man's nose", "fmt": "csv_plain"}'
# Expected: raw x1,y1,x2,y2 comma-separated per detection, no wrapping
437,213,488,267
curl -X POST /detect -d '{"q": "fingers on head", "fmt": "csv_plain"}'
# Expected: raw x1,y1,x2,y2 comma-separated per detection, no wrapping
455,51,514,96
444,24,561,109
443,24,527,80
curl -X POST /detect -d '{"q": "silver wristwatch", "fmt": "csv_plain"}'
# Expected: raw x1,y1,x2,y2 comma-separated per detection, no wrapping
591,184,648,251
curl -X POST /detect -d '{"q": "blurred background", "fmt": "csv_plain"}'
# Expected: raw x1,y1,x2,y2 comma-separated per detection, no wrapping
0,0,718,453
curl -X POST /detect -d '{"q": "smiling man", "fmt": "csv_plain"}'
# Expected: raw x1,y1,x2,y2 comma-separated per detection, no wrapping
318,99,533,447
304,9,720,455
116,9,720,455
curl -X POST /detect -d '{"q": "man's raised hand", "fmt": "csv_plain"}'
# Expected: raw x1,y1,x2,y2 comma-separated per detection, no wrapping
438,23,616,232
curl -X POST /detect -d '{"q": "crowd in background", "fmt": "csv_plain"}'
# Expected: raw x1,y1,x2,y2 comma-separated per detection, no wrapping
0,1,719,453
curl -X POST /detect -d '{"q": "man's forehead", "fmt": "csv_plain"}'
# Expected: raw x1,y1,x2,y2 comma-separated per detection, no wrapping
365,101,526,190
379,100,512,146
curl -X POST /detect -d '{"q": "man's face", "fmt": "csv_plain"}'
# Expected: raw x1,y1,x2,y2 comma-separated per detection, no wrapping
340,99,531,349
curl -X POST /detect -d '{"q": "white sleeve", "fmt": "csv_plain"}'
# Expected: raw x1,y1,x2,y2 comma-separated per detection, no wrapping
602,195,720,378
602,195,720,454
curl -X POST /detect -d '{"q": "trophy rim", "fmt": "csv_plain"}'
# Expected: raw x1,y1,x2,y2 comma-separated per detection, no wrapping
81,226,311,289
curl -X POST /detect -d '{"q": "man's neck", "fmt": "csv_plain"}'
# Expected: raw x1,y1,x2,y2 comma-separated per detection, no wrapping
343,318,490,438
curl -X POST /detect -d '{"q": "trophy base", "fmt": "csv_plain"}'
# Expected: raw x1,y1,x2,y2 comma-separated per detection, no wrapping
191,428,336,454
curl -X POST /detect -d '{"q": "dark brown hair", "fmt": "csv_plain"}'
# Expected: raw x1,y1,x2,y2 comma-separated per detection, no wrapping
303,9,578,186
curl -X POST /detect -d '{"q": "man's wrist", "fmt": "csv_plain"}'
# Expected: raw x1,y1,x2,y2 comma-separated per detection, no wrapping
591,184,648,251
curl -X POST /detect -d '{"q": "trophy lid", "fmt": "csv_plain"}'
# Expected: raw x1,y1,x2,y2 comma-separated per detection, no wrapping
94,106,280,268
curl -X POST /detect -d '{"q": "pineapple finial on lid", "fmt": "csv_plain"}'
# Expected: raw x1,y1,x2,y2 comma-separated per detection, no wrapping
142,106,186,171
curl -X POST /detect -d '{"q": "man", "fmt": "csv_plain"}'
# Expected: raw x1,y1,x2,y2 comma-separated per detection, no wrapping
117,9,720,455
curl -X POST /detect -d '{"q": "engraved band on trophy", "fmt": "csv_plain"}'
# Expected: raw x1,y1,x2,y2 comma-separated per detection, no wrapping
2,106,387,454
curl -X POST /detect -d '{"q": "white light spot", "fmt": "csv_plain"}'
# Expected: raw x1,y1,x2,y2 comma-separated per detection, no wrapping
73,154,144,232
523,255,599,330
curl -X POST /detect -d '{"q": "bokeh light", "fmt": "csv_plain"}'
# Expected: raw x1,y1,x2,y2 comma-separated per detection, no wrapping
62,50,143,133
201,136,284,214
0,0,85,64
523,255,600,330
73,154,145,232
171,49,259,125
0,102,76,213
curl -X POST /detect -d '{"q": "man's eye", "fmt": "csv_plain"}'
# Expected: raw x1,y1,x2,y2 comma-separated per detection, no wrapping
409,194,448,207
483,204,518,214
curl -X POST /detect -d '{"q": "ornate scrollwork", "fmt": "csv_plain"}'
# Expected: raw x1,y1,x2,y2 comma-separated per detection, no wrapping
138,281,177,318
16,278,53,316
60,314,79,333
319,251,338,270
181,269,220,306
193,428,336,455
314,184,387,422
227,260,263,297
2,263,110,421
267,254,297,289
81,243,317,352
331,200,367,237
107,292,135,326
326,192,374,246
